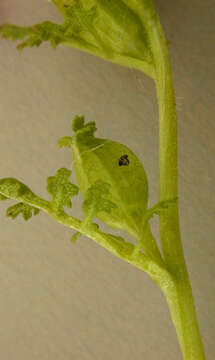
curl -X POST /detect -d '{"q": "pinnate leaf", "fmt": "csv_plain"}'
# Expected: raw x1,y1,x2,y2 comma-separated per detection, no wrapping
6,202,40,221
47,168,79,211
0,177,48,221
0,21,68,50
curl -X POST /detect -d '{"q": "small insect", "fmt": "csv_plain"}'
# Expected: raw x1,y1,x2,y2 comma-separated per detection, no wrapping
118,154,129,166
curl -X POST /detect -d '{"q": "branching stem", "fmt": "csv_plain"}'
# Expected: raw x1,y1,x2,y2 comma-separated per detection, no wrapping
142,11,206,360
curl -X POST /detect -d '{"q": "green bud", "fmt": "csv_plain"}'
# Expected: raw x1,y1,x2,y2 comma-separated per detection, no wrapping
51,0,154,76
68,116,148,238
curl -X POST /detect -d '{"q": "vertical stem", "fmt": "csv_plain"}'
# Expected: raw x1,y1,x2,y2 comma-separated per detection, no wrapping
142,12,206,360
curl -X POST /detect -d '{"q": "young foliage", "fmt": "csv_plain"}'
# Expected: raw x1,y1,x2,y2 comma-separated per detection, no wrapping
59,115,149,240
47,168,79,212
6,203,40,221
0,21,68,50
0,0,155,77
0,117,160,263
0,168,79,219
0,156,140,268
0,153,137,258
0,178,46,206
0,181,40,221
0,177,47,220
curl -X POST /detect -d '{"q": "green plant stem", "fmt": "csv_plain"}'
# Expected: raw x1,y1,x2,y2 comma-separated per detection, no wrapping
142,12,206,360
41,207,173,289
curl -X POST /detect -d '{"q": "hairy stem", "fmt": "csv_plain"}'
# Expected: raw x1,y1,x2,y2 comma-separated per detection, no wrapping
141,9,206,360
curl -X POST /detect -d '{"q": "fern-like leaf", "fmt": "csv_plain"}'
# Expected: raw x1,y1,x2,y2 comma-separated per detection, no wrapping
6,202,40,221
47,168,79,211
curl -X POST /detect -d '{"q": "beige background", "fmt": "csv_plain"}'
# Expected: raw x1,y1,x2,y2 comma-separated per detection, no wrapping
0,0,214,359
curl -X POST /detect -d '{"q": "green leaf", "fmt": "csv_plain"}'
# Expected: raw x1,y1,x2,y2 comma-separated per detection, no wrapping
1,0,156,77
6,202,40,221
0,177,48,221
58,116,97,148
73,117,97,136
62,116,148,239
47,168,79,211
0,24,33,41
54,0,153,57
64,2,98,36
0,21,68,50
0,171,80,223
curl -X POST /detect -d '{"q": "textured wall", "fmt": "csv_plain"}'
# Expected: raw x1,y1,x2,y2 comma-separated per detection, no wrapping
0,0,214,359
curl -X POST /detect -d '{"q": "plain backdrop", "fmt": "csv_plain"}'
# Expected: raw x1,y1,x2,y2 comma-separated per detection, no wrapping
0,0,214,359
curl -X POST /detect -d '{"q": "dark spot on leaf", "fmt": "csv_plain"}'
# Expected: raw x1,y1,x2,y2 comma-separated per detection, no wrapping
118,154,129,166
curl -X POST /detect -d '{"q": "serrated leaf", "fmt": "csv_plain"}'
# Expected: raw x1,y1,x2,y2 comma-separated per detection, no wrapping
47,168,79,211
6,202,40,221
